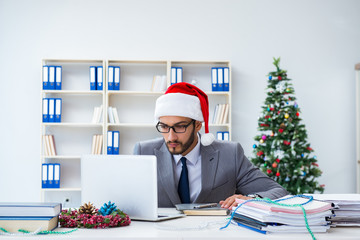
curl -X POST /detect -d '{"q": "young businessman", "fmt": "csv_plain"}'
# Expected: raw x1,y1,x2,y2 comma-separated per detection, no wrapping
133,82,288,208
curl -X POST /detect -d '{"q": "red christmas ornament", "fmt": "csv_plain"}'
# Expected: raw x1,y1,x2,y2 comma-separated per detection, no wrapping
257,151,264,156
260,123,270,127
276,158,280,163
276,172,280,177
272,162,278,168
278,129,284,133
267,169,272,174
296,112,300,117
270,107,274,111
307,147,313,151
265,115,271,119
277,111,280,115
283,140,291,145
278,76,282,80
312,162,319,167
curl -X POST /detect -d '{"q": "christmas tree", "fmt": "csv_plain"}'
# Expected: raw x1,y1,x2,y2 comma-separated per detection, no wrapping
251,57,325,194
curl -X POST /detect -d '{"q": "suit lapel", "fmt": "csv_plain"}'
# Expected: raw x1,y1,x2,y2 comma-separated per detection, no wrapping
195,144,219,203
154,142,181,205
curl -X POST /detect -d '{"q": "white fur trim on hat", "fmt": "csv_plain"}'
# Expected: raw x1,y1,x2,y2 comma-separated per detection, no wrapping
201,133,215,146
155,93,204,121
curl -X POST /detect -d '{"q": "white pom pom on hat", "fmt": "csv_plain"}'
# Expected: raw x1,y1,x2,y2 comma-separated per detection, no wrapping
155,82,215,146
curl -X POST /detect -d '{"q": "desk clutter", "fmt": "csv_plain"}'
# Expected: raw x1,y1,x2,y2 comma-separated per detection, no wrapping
0,201,130,235
223,194,360,240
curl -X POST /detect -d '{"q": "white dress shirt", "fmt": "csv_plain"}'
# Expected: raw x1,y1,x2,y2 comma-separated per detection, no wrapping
173,136,202,203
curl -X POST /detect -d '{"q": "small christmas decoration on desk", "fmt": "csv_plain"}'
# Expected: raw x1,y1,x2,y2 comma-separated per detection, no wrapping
59,201,131,229
250,57,324,195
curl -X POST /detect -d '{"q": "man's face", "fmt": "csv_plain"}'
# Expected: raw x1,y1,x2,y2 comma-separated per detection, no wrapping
158,116,201,156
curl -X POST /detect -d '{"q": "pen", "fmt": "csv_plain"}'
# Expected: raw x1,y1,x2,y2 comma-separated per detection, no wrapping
193,203,218,209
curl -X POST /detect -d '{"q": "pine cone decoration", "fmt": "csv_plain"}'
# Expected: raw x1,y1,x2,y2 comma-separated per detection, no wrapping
99,201,117,216
79,202,97,215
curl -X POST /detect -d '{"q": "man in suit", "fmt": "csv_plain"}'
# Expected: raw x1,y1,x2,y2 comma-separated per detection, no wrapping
133,82,288,208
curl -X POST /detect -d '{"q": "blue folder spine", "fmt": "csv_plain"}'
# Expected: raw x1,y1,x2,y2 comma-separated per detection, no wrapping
112,131,120,154
49,66,56,90
90,66,96,90
53,163,60,188
171,67,177,85
217,67,224,91
55,98,62,122
48,98,55,122
43,66,49,90
55,66,62,90
42,163,48,188
42,98,49,122
107,131,113,154
108,66,114,90
176,67,183,83
97,66,103,90
223,67,229,91
211,67,218,91
114,66,120,90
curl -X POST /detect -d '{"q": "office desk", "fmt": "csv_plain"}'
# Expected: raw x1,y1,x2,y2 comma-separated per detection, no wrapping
1,212,359,240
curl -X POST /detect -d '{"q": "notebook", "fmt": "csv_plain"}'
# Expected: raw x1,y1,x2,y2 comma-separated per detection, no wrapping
81,154,184,221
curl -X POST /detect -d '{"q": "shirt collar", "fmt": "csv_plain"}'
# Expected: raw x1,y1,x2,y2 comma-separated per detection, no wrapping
173,134,201,166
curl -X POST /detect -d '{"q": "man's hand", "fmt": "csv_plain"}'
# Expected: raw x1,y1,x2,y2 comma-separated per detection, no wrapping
219,194,253,209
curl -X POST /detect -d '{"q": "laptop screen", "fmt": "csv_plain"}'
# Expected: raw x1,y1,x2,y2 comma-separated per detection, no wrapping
81,154,158,220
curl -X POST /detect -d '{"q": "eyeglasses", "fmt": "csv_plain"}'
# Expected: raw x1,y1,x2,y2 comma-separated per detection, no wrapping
156,120,195,133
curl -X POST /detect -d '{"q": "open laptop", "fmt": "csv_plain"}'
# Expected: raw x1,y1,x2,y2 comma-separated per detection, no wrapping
81,154,184,221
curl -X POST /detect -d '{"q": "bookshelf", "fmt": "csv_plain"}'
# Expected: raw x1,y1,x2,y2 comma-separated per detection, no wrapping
40,59,105,207
40,59,231,206
355,63,360,193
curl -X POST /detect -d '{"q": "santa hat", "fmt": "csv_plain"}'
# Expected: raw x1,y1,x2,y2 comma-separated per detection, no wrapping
155,82,215,146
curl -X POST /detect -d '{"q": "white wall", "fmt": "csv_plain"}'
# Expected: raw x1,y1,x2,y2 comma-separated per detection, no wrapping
1,0,359,201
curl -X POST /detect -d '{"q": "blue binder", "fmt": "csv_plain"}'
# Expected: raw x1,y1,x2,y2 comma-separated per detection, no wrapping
49,66,56,90
171,67,176,85
107,131,113,154
97,66,103,90
43,66,49,90
176,67,183,83
114,67,120,90
42,98,49,122
53,163,60,188
41,163,48,188
223,67,229,91
48,98,55,122
223,131,229,141
211,67,218,91
216,131,223,140
112,131,119,154
108,66,114,90
48,164,54,187
90,66,96,90
55,98,62,122
217,68,224,91
55,66,62,90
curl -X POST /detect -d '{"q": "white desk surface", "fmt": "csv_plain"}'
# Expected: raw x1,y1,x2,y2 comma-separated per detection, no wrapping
1,207,360,240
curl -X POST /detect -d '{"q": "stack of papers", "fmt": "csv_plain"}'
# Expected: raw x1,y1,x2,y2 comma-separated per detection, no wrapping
311,194,360,227
231,195,333,234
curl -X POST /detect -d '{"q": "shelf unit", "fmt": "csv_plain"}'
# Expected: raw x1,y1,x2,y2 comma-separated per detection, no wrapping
355,63,360,193
40,59,231,206
40,59,105,207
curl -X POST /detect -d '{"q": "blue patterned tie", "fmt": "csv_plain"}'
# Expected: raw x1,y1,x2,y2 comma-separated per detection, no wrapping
178,157,190,203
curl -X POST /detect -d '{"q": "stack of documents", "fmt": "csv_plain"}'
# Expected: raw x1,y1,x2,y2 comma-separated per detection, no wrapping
312,194,360,227
231,195,334,234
